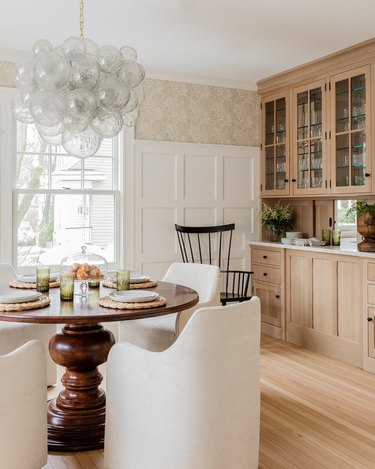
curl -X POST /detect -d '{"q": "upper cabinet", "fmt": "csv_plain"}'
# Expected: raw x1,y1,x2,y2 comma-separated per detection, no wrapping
259,40,375,198
291,80,328,195
261,93,289,196
330,66,371,194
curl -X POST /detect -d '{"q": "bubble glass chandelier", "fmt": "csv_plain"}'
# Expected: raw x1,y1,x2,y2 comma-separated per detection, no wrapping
13,0,145,158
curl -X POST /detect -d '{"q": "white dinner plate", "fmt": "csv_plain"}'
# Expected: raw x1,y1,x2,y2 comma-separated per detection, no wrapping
130,274,151,284
18,274,59,283
0,291,42,304
109,290,158,303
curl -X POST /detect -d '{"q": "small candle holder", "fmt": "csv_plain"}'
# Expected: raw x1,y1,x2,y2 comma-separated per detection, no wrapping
36,266,50,293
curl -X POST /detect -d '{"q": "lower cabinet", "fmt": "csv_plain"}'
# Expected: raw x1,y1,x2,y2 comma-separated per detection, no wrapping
253,282,282,329
286,250,362,367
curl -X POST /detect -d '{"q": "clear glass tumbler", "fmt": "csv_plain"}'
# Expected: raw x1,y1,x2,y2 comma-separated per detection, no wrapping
36,266,50,293
60,273,74,301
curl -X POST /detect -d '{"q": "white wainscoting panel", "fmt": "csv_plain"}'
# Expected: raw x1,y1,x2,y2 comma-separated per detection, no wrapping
131,140,259,279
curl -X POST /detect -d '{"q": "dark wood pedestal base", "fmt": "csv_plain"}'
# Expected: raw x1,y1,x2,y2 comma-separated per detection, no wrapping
47,323,115,452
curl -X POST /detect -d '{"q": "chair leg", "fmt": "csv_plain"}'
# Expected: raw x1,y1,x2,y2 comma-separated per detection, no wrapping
221,300,226,306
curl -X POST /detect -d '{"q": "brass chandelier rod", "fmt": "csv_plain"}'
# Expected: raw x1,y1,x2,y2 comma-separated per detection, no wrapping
80,0,85,38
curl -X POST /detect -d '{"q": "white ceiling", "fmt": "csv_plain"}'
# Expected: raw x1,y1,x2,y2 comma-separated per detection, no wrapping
1,0,375,90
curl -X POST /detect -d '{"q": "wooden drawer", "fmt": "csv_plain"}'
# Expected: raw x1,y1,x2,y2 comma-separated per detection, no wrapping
368,284,375,305
252,248,281,267
368,263,375,282
253,264,281,285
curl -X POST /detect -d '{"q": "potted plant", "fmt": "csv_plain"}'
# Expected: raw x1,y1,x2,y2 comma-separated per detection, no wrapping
260,201,293,242
347,201,375,252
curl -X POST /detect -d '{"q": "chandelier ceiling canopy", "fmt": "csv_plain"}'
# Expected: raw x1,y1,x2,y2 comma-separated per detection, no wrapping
13,0,145,158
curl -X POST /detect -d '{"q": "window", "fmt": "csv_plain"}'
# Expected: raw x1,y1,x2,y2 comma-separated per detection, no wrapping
14,122,121,269
335,200,357,239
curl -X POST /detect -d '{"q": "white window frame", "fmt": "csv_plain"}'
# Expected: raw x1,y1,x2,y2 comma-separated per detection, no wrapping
0,87,130,273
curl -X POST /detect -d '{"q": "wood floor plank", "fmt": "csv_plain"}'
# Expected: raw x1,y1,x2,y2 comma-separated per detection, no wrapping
74,452,100,469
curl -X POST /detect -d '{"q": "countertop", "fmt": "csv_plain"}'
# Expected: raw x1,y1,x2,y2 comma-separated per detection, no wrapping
250,240,375,258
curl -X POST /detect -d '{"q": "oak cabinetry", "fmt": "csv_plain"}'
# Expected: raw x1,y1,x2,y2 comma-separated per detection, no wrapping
286,250,362,366
261,93,290,196
259,40,374,198
365,261,375,366
251,245,284,339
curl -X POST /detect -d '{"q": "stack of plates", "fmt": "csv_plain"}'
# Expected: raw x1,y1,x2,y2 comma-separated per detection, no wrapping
285,232,303,239
0,291,42,304
109,290,158,303
18,274,59,283
130,274,151,284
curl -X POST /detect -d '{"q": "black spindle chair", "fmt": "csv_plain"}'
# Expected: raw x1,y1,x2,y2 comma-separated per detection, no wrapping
175,223,253,306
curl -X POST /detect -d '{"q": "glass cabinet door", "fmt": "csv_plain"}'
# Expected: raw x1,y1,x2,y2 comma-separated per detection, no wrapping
331,67,371,193
293,82,326,194
262,95,288,195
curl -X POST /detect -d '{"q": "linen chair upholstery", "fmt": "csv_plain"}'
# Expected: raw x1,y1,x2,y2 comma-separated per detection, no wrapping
105,297,261,469
118,262,220,352
0,263,57,385
0,340,47,469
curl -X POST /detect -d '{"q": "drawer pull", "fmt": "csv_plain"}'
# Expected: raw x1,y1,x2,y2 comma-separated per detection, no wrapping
368,317,373,322
263,255,267,259
263,273,268,277
275,294,280,299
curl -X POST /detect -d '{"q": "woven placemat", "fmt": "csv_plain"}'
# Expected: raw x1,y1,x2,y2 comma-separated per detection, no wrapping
99,295,166,310
103,280,157,289
9,279,60,289
0,295,50,312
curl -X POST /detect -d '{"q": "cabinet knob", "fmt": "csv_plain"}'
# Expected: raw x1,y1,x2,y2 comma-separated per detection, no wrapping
292,178,296,182
263,255,267,259
368,317,373,322
365,173,371,178
284,179,289,183
275,294,280,299
263,272,268,277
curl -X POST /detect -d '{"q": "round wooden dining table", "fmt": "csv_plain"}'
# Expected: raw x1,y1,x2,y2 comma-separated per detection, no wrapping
0,281,199,452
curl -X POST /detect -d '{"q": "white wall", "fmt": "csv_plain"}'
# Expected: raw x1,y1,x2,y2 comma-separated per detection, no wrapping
126,140,259,279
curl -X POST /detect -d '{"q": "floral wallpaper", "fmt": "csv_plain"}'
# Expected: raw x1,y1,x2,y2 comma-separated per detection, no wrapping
137,79,259,146
0,61,16,88
0,61,259,146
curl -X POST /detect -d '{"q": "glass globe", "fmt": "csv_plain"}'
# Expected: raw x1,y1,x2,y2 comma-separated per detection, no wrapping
12,94,34,123
39,133,62,145
67,58,99,90
97,76,130,112
63,36,87,62
92,109,123,138
30,91,66,127
15,55,35,89
97,45,124,74
120,46,137,62
119,62,145,88
121,89,138,113
32,39,53,57
65,88,96,121
62,127,101,158
84,38,98,58
122,108,139,127
63,114,90,133
34,52,71,91
36,121,63,137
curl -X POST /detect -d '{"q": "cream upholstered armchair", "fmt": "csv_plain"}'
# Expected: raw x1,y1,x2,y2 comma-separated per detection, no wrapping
118,262,220,352
0,263,57,386
0,340,47,469
104,297,261,469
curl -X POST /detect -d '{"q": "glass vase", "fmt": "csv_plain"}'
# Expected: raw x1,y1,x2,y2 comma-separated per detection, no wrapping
267,226,282,242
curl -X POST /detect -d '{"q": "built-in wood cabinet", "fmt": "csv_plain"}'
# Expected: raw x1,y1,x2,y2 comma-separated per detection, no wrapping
261,93,289,196
259,40,374,199
291,80,328,196
330,66,371,194
251,245,284,339
286,250,362,367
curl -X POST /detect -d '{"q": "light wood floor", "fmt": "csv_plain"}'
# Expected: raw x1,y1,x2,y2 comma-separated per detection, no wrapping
44,336,375,468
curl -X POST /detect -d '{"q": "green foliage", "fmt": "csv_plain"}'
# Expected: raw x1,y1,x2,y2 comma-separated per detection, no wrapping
260,202,293,234
347,201,375,218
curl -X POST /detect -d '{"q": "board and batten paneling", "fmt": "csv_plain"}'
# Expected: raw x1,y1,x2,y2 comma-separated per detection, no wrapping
131,141,259,279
